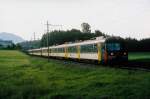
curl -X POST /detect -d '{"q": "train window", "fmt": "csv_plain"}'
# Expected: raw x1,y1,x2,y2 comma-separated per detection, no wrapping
80,44,97,53
43,49,48,53
68,46,77,53
57,48,64,53
51,48,64,53
51,48,56,53
106,43,120,51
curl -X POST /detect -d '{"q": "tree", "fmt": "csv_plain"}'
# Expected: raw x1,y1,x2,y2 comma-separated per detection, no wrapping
95,30,103,36
81,23,91,33
15,44,22,50
40,29,97,47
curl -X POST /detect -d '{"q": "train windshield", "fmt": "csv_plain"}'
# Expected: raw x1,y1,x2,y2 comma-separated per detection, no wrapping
106,43,120,51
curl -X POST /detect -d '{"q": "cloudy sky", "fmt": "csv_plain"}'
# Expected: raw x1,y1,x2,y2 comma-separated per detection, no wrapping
0,0,150,40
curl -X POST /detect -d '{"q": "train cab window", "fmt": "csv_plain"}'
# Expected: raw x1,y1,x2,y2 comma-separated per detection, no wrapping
106,43,120,51
80,44,97,53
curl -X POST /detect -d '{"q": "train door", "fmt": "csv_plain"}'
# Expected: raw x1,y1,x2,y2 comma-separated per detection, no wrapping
101,43,107,63
101,44,104,62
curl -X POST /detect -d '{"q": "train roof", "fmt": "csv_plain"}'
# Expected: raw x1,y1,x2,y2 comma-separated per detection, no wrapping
28,36,126,51
29,37,105,51
49,38,105,49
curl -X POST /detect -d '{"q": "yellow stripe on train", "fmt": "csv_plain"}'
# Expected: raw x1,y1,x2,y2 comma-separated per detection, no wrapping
97,43,101,62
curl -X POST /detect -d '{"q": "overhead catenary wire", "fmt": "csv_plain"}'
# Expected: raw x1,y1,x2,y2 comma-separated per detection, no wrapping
45,21,63,61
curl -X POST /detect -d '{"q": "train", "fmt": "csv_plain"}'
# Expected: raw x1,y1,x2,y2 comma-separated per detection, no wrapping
28,37,128,64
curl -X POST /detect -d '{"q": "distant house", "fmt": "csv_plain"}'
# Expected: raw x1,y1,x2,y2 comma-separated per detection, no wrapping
0,39,13,48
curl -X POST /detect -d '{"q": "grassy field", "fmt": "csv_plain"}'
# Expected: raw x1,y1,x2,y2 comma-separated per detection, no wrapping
0,50,150,99
129,52,150,63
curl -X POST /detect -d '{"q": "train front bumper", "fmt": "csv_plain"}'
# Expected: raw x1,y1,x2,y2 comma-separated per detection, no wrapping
108,55,128,62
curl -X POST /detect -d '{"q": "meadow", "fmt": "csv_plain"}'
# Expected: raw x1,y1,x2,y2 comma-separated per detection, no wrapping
0,50,150,99
129,52,150,62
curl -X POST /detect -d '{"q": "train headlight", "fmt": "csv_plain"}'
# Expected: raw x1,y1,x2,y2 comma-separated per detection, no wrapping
124,52,127,55
110,52,114,56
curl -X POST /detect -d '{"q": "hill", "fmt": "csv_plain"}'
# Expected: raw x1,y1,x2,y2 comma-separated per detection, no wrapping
0,32,24,43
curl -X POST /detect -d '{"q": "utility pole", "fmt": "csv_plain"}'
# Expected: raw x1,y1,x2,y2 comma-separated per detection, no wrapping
37,37,42,56
46,21,50,61
30,37,33,54
34,32,36,41
45,21,63,61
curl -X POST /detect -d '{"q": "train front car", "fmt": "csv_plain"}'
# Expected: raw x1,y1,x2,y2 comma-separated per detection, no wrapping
103,37,128,64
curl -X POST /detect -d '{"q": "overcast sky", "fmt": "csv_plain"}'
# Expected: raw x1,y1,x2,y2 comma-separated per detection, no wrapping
0,0,150,40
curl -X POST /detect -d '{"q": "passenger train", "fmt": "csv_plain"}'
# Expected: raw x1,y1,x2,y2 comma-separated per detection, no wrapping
28,37,128,64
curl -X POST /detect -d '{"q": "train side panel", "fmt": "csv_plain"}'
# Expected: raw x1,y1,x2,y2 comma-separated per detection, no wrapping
28,41,105,63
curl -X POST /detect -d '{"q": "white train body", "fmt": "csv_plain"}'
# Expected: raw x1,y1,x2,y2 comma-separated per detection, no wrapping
28,37,128,63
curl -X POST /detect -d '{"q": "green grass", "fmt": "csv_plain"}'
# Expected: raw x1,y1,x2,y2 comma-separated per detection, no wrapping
129,52,150,62
0,50,150,99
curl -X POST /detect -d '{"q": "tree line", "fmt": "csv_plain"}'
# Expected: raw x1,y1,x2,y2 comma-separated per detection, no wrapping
40,29,150,52
41,29,106,47
0,44,21,50
125,37,150,52
18,27,150,52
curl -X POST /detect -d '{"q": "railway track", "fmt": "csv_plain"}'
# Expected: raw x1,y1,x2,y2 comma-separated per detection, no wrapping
119,61,150,71
75,61,150,72
31,55,150,72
